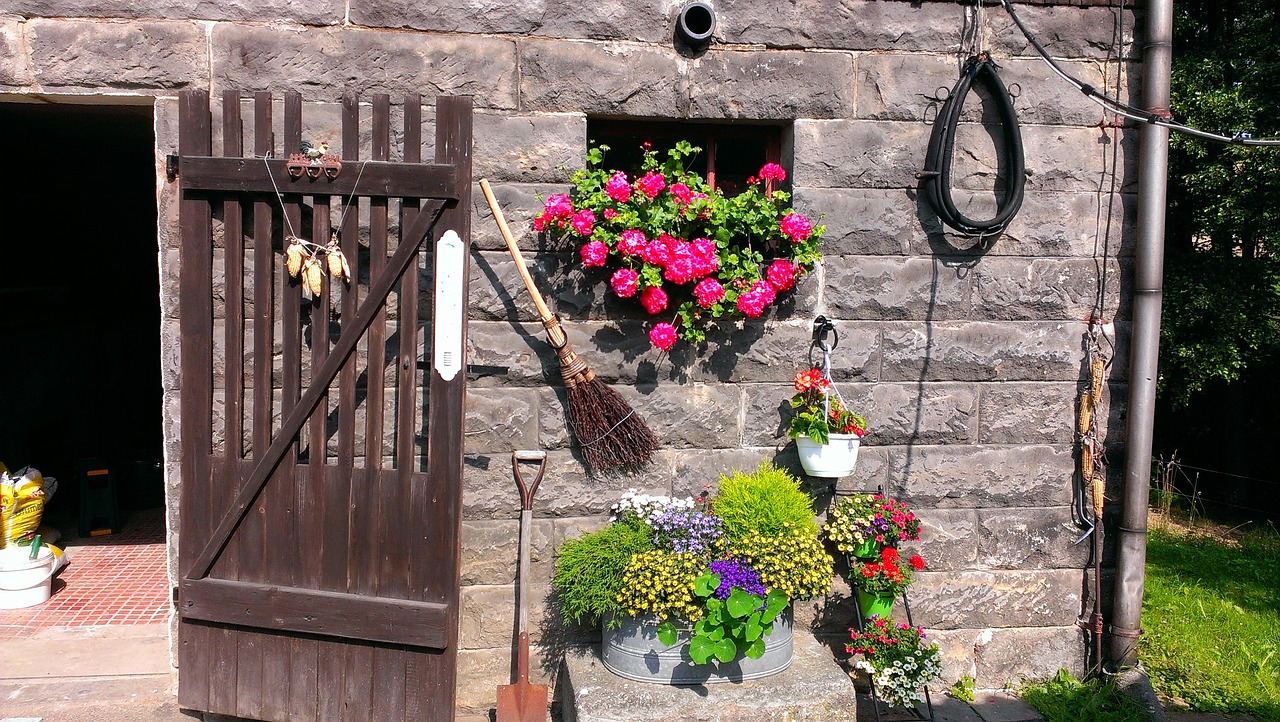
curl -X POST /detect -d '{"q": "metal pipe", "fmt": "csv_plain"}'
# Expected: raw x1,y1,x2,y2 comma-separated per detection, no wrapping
1111,0,1173,670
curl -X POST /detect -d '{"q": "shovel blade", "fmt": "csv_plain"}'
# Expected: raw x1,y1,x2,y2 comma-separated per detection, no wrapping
496,681,549,722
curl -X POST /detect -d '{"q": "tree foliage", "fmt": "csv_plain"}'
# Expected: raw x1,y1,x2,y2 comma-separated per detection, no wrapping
1161,0,1280,407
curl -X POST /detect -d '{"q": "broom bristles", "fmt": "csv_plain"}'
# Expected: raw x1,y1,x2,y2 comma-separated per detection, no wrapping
566,378,658,473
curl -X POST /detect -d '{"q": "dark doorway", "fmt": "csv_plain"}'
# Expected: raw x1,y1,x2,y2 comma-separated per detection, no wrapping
0,101,163,522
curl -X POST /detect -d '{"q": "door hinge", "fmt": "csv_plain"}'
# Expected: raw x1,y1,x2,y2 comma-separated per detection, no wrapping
172,586,180,606
166,154,180,181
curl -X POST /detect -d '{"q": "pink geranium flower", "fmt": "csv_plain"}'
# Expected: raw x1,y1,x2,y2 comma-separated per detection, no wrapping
758,163,787,182
603,208,618,220
610,268,639,298
643,237,673,267
579,241,608,267
570,209,596,236
669,182,693,205
543,194,573,219
618,229,647,256
779,212,813,242
693,277,725,308
649,323,678,351
766,259,798,291
605,171,631,203
663,241,698,284
690,238,718,276
636,171,666,199
640,285,668,314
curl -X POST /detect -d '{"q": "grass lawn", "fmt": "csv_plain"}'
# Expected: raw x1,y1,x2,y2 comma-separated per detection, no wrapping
1141,514,1280,721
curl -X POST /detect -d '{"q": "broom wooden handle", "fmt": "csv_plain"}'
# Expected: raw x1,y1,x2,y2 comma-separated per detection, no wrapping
479,178,558,327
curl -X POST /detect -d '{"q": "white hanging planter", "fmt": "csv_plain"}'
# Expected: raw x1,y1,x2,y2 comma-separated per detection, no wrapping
796,433,861,478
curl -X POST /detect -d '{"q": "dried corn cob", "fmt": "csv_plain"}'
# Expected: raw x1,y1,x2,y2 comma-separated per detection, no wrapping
285,237,305,278
303,256,324,296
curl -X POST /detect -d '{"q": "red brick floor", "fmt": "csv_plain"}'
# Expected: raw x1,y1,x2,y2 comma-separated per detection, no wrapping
0,508,170,640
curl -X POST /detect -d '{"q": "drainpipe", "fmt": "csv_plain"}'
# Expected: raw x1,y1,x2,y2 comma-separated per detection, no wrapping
1110,0,1173,670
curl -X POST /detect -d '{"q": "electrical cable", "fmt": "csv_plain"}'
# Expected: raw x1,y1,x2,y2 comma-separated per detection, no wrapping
920,54,1028,236
1000,0,1280,147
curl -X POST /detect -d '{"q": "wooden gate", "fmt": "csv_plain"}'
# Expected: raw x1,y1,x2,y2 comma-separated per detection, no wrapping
174,90,471,721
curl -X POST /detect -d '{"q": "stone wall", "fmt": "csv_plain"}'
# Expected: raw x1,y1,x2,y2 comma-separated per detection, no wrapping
1,0,1138,715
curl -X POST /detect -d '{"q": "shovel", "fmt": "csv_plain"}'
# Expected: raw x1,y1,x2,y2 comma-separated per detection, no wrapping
496,450,550,722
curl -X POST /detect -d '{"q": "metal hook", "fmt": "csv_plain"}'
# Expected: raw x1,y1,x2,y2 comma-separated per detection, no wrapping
811,315,838,351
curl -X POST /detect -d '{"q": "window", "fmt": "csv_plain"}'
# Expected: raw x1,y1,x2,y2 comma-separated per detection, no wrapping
587,120,784,197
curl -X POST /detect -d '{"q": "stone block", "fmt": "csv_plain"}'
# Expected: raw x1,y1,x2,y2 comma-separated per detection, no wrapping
914,507,978,572
0,19,31,87
972,626,1087,686
461,519,521,585
826,322,883,383
888,444,1073,508
474,112,586,184
28,19,208,91
793,120,931,189
926,628,984,689
977,507,1089,570
686,50,855,120
470,181,573,252
459,584,517,649
351,0,673,42
742,383,797,446
831,446,892,496
879,322,1087,383
721,0,965,52
797,188,913,256
841,383,979,446
466,319,559,386
670,449,780,499
561,630,857,721
857,55,1105,128
463,449,669,520
469,250,545,322
455,644,558,714
824,256,970,321
464,387,540,453
980,383,1076,445
970,258,1123,322
8,0,344,24
991,4,1138,61
209,25,519,107
519,39,684,116
1015,125,1138,194
910,190,1137,259
908,569,1082,629
621,382,743,449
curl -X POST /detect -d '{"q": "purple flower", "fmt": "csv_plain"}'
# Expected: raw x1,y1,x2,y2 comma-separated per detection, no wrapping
708,559,766,600
650,510,724,556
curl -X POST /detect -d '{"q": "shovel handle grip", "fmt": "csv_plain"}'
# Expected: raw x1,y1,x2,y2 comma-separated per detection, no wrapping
512,450,547,510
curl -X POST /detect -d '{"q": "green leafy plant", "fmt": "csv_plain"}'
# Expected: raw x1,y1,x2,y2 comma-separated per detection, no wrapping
949,674,976,703
657,572,790,665
1020,669,1148,722
712,462,819,540
787,367,867,445
552,517,654,627
535,141,825,350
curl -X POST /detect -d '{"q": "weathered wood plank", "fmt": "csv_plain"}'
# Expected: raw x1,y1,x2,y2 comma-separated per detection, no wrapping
177,157,461,199
222,89,246,466
178,578,449,648
335,91,360,469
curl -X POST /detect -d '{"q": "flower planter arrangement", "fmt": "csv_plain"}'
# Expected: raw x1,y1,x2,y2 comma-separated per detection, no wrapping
822,493,942,708
552,463,833,684
788,367,867,478
535,141,824,351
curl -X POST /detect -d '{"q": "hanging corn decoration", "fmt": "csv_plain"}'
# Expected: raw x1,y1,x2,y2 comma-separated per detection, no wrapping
302,255,325,296
285,237,306,278
325,239,352,283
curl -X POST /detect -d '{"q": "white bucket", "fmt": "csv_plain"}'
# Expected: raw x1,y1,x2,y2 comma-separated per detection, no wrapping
0,545,57,609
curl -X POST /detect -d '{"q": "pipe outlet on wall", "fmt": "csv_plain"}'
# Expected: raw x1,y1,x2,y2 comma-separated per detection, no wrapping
676,1,716,49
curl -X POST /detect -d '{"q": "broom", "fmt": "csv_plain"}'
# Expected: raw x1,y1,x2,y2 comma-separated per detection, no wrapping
480,179,658,473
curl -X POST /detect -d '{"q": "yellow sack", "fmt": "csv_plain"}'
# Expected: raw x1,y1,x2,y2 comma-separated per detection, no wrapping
1,468,47,548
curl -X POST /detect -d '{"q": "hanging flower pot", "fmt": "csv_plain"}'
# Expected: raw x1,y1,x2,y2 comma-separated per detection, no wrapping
796,432,861,478
856,588,896,620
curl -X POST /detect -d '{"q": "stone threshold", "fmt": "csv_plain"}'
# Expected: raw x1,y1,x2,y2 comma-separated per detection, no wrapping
561,629,856,722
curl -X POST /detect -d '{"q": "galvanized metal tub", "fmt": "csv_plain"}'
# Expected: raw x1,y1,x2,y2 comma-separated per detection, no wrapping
600,608,793,685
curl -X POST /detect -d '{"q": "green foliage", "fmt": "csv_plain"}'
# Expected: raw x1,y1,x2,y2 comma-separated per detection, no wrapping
1161,0,1280,407
551,518,654,626
1141,525,1280,719
949,674,976,703
657,575,789,665
1020,669,1148,722
712,462,819,541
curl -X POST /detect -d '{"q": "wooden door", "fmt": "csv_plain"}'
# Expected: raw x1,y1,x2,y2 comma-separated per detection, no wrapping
173,90,471,721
